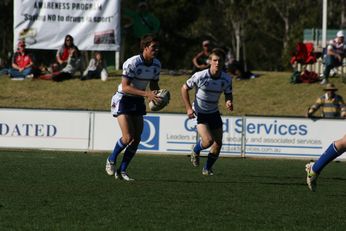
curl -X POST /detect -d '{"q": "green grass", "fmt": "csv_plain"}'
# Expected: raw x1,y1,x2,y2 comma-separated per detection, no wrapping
1,150,346,230
1,71,346,230
1,71,345,116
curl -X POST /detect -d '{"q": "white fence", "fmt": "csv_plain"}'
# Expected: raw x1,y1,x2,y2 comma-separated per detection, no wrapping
292,58,346,78
0,108,345,160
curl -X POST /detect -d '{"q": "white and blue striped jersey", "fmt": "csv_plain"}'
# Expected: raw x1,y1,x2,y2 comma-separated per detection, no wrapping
185,69,232,114
118,54,161,96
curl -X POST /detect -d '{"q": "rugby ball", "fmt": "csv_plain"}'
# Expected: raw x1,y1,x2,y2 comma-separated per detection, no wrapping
149,89,171,111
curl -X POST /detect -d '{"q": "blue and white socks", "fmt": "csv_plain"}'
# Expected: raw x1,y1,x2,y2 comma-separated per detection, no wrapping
108,138,126,164
205,153,218,170
194,140,219,170
312,142,341,174
120,148,137,172
193,140,203,155
107,138,138,173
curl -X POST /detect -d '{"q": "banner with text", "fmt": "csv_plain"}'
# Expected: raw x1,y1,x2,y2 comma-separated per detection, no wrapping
0,109,90,150
13,0,120,51
242,116,346,159
1,108,345,160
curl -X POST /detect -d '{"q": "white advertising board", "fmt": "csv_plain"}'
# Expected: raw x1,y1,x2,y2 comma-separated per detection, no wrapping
91,112,119,151
0,109,90,150
92,113,241,157
13,0,120,51
92,113,201,155
242,116,346,160
1,108,345,160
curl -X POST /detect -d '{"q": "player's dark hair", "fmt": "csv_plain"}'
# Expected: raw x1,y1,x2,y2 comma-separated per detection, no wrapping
209,48,226,61
140,34,159,51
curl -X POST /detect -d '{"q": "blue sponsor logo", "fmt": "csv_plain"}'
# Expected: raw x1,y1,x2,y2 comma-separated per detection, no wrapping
139,116,159,150
234,118,308,136
183,117,309,136
184,118,197,132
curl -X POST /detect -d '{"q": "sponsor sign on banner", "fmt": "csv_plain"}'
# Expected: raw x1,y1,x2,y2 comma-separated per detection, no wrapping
13,0,120,51
140,116,160,150
1,108,346,160
158,114,199,154
242,116,346,159
92,113,196,154
158,115,242,156
0,109,90,150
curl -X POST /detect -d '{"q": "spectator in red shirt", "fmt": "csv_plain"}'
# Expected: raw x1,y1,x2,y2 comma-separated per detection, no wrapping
55,35,80,69
8,40,34,80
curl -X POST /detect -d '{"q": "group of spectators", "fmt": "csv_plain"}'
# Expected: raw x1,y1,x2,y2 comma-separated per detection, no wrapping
299,30,346,119
1,30,345,119
0,35,108,82
190,37,346,120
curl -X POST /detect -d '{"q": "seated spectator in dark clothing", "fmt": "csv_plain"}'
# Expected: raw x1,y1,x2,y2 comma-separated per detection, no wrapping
192,40,211,74
225,49,255,80
81,51,108,81
51,35,81,82
0,57,9,76
8,40,34,80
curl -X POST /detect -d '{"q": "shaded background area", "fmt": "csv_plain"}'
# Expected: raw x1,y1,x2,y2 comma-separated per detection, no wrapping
1,0,346,71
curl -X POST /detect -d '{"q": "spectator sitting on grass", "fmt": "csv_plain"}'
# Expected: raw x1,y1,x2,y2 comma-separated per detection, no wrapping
81,51,108,81
8,40,34,80
0,57,9,76
225,48,255,80
51,35,81,82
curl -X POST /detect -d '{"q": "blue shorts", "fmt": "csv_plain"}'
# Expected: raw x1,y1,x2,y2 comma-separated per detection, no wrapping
111,93,146,117
196,111,223,129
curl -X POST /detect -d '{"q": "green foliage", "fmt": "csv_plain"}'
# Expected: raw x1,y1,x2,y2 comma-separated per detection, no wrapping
1,150,346,230
0,1,13,59
2,1,346,70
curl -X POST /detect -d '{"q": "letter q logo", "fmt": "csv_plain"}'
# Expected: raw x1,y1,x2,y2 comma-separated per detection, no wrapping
184,118,197,132
139,116,159,150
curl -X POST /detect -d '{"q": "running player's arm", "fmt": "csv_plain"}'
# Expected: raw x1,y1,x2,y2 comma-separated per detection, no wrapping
224,78,233,111
181,83,195,119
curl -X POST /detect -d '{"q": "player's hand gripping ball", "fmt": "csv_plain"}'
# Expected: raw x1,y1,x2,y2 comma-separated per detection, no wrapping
149,89,171,111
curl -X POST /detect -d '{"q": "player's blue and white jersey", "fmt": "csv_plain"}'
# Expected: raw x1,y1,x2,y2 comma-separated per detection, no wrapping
185,69,232,114
118,54,161,96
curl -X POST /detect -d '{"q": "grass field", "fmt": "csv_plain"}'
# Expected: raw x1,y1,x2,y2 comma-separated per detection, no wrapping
1,71,346,230
1,71,346,116
1,150,346,230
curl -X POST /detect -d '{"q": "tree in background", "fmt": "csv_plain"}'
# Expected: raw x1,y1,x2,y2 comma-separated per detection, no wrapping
2,0,345,71
249,0,321,70
186,1,254,70
0,0,13,66
144,0,204,70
